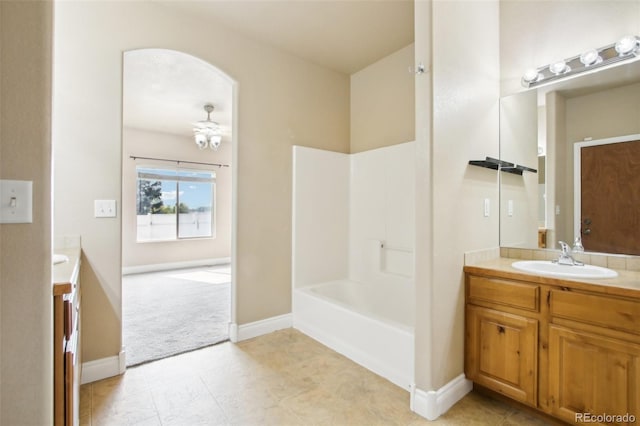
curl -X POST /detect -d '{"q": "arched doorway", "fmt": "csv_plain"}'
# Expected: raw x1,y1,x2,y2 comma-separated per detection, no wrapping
121,48,237,366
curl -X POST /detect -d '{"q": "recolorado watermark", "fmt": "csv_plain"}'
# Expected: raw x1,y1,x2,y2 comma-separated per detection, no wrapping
576,412,636,423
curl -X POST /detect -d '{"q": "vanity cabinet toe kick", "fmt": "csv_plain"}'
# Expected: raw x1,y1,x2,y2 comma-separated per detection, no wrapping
464,267,640,425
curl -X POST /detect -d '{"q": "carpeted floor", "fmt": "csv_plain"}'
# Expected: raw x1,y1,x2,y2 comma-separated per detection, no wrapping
123,265,231,366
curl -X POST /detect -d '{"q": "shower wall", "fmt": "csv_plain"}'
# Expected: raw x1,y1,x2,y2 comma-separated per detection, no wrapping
292,146,350,287
292,141,415,288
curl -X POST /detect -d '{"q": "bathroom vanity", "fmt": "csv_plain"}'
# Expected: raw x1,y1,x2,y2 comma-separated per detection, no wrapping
464,258,640,425
53,246,81,426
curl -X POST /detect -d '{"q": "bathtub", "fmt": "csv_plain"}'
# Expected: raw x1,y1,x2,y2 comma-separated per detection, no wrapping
293,279,414,390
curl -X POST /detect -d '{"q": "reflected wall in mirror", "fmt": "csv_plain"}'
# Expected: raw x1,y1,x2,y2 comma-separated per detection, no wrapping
500,60,640,255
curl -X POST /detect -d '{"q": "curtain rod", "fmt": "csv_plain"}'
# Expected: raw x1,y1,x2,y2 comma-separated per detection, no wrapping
129,155,229,168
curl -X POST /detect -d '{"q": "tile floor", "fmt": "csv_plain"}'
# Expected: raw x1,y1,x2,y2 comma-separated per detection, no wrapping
80,329,553,426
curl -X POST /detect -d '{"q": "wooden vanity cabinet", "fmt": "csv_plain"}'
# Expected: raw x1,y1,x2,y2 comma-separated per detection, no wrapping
465,275,540,407
548,289,640,424
466,305,538,406
465,269,640,425
548,325,640,423
54,264,81,426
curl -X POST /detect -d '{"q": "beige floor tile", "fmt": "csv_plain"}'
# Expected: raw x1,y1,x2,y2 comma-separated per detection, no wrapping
314,405,396,426
92,388,158,426
213,385,278,422
258,370,317,401
150,377,218,415
434,392,515,425
280,385,353,422
501,409,557,425
79,413,92,426
80,384,92,418
130,415,163,426
228,404,303,426
81,329,551,426
156,397,228,426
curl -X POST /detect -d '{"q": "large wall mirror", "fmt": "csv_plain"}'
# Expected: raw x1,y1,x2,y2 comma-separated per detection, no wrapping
499,59,640,255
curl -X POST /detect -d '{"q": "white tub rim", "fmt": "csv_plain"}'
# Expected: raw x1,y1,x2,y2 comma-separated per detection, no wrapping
295,279,415,334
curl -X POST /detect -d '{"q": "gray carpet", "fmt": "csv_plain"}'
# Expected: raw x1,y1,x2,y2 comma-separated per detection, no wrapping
123,266,230,367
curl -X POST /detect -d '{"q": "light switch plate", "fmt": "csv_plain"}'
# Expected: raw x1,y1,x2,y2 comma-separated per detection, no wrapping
483,198,490,217
0,180,33,223
95,200,117,218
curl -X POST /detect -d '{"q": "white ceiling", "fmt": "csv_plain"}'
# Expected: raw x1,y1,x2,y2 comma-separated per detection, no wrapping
123,49,234,139
123,1,414,137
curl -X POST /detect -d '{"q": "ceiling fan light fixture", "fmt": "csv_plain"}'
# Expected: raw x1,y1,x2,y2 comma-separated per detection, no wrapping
193,104,222,151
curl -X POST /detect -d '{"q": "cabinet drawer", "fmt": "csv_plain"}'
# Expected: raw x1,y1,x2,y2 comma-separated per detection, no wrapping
468,275,539,312
551,290,640,336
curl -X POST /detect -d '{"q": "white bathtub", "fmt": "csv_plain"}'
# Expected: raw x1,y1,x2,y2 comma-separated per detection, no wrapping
293,279,414,390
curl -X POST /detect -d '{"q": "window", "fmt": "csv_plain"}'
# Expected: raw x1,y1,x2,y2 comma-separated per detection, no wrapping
136,166,215,242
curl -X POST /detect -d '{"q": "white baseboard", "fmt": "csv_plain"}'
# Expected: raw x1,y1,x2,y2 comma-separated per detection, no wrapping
410,374,473,420
81,348,126,384
122,257,231,275
229,313,292,343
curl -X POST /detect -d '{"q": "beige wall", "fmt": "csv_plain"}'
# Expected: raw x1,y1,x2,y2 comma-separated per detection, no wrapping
413,0,434,391
545,92,565,247
0,1,54,424
430,0,500,389
350,44,415,153
499,90,539,248
122,128,232,268
414,0,501,391
53,1,350,363
566,82,640,144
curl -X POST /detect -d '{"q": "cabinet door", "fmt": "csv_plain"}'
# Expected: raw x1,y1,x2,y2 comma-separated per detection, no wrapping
549,325,640,425
64,349,74,426
466,305,538,406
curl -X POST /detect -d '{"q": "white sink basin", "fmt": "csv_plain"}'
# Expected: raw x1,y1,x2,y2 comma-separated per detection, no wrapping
512,260,618,279
53,254,69,265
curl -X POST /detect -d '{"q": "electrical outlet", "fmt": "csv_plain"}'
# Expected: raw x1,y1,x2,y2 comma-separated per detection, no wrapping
95,200,117,218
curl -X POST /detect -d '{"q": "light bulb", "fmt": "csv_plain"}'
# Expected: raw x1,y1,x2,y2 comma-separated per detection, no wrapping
579,49,602,66
549,60,570,75
195,134,208,149
615,35,638,56
210,135,222,151
522,68,541,84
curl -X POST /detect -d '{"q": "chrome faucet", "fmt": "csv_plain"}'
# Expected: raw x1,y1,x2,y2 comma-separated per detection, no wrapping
554,241,584,266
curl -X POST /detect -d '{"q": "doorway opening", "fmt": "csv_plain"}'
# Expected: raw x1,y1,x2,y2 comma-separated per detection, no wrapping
121,49,237,366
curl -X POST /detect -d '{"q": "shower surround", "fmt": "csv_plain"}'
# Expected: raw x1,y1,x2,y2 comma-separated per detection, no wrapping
292,141,415,389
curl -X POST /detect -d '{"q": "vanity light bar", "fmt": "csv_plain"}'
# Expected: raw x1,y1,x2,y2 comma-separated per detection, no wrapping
521,35,640,88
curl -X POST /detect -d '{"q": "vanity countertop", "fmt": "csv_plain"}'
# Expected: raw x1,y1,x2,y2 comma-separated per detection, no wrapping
52,246,81,296
464,257,640,299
